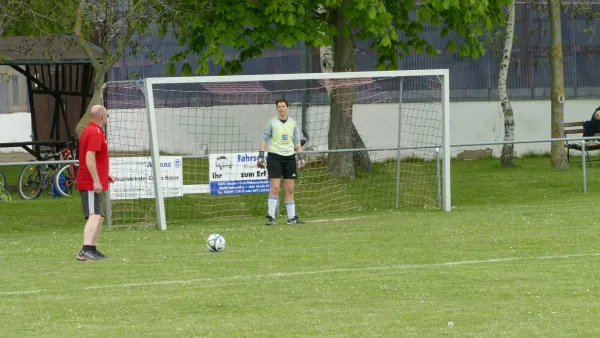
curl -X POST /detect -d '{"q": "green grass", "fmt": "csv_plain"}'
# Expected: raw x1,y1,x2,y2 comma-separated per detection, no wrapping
107,156,440,225
2,156,600,336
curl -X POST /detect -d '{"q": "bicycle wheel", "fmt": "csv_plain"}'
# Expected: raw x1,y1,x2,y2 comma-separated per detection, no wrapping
18,164,45,200
54,163,78,197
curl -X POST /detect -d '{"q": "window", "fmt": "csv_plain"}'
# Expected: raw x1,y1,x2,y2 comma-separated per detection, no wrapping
11,74,19,107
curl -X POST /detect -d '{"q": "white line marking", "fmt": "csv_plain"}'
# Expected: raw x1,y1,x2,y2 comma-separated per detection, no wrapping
0,289,46,296
2,252,598,295
306,216,368,223
84,252,600,291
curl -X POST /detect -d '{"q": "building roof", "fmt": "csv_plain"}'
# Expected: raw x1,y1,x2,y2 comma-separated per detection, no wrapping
0,35,103,65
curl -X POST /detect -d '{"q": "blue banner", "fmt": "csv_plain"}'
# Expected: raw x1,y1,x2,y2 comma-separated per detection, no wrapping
210,179,270,195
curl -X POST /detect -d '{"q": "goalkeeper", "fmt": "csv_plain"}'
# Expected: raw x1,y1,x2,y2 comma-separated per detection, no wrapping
257,98,306,225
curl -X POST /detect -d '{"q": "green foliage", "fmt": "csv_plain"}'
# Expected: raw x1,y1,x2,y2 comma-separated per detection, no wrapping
1,0,170,70
161,0,512,76
0,0,78,37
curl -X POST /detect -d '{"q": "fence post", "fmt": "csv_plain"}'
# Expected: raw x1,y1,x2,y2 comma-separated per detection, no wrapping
436,148,441,208
102,84,113,229
582,140,587,193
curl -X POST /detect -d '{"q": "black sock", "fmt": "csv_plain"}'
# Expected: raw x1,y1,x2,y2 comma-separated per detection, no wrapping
82,245,95,252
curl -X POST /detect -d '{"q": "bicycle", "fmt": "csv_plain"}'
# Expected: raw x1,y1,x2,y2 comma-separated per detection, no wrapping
53,156,79,197
17,140,78,200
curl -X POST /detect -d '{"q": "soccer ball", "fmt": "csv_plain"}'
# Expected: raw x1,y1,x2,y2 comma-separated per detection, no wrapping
206,234,226,252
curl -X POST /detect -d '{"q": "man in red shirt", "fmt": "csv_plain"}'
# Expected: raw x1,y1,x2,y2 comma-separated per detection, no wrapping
76,104,115,261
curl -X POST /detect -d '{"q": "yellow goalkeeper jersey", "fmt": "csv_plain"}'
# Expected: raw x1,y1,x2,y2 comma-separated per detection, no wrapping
261,116,301,156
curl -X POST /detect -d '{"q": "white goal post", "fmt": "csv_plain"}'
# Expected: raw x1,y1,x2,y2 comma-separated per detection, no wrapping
105,69,451,230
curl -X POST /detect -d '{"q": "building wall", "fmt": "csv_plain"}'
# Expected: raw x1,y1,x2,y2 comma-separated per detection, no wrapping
2,99,598,157
0,112,31,152
104,5,600,101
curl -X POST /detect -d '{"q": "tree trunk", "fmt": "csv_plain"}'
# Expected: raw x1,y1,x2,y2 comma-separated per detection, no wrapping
325,1,372,178
74,72,105,136
548,0,569,169
499,0,516,167
350,122,372,172
328,85,356,178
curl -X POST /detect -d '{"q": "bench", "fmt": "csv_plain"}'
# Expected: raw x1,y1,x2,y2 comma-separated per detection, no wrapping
565,121,600,166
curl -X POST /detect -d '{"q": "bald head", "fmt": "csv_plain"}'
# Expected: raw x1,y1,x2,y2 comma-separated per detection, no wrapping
91,105,107,118
90,105,109,126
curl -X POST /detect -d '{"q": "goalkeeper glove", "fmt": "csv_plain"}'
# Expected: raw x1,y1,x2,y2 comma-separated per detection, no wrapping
257,151,265,168
298,152,306,171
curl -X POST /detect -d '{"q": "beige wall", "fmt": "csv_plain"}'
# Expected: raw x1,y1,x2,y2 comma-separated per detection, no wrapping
2,95,600,158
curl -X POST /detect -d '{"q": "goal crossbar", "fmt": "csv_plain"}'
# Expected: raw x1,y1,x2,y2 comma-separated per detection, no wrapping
144,69,450,85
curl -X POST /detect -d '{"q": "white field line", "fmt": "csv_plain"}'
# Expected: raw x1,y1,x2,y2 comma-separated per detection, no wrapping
2,252,598,296
0,289,46,296
306,216,369,223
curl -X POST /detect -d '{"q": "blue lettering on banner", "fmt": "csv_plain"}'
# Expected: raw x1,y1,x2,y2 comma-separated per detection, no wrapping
210,179,270,195
237,154,259,162
147,162,173,168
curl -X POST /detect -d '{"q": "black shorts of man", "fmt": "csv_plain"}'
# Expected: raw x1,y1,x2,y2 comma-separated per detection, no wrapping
257,98,306,225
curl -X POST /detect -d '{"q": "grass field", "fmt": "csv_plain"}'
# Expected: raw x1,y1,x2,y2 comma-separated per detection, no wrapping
2,155,600,336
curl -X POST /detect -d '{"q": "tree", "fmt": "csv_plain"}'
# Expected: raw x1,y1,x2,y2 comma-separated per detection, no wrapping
547,0,568,169
0,1,53,37
1,0,176,136
0,1,20,37
498,0,516,167
160,0,512,178
525,1,600,169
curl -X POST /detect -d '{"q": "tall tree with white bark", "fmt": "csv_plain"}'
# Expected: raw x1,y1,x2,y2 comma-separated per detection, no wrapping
498,0,516,167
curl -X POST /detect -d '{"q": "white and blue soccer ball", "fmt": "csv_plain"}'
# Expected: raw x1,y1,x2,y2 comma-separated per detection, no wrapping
206,234,226,252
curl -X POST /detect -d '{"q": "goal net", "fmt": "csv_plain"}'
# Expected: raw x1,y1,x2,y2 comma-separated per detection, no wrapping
102,70,451,230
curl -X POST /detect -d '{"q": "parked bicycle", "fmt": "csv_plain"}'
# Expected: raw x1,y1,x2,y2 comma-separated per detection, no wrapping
53,156,79,197
17,139,78,200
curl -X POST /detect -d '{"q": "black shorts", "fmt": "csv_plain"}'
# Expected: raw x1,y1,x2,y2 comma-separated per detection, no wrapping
80,191,105,219
267,152,297,179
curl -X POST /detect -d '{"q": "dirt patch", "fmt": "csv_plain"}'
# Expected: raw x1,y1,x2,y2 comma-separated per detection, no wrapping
456,148,494,160
0,152,35,163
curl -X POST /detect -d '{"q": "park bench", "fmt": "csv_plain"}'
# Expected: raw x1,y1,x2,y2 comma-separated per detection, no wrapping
564,121,600,166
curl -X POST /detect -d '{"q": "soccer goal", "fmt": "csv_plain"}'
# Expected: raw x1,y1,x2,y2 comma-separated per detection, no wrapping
102,70,451,230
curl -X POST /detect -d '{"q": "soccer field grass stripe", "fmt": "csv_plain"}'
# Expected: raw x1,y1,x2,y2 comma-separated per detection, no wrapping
2,252,597,296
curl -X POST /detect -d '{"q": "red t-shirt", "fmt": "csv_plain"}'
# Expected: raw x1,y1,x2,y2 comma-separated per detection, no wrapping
76,122,109,191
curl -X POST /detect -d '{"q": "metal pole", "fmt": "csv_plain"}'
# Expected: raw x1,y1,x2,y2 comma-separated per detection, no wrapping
451,136,600,147
0,159,78,167
436,148,441,208
395,78,404,209
441,72,452,212
144,78,168,230
582,140,587,193
101,85,113,229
